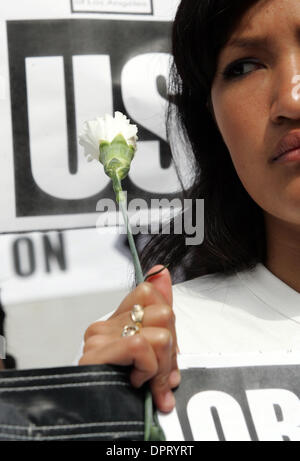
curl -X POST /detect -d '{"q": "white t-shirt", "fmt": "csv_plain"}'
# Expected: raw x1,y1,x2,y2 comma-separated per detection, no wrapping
172,262,300,356
76,263,300,364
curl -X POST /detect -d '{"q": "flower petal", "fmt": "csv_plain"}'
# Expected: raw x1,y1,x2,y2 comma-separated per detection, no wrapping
79,111,138,163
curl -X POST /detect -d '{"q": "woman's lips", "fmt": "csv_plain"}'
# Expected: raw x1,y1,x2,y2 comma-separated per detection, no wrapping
274,147,300,164
272,131,300,163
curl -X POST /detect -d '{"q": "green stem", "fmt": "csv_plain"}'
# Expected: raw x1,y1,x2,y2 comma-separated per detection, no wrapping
112,173,144,285
111,171,165,441
144,388,153,441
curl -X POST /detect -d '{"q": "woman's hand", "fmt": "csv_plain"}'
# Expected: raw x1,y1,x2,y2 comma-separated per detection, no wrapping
79,265,180,413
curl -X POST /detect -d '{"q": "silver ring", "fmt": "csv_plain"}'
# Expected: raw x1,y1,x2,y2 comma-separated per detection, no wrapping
130,304,144,325
121,324,140,337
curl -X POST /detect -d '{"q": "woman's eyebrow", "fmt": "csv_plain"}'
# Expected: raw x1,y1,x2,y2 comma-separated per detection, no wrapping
227,25,300,50
226,35,273,51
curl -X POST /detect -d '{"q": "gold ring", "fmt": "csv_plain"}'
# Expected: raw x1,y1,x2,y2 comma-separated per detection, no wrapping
130,304,144,326
121,324,140,337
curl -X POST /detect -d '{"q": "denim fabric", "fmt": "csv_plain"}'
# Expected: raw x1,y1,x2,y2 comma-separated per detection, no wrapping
0,295,16,369
0,364,145,441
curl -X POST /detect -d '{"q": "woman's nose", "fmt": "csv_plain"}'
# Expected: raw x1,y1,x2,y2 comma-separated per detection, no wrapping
270,58,300,124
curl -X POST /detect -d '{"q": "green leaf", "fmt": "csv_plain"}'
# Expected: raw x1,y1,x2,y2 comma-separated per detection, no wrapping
111,133,128,146
99,134,136,181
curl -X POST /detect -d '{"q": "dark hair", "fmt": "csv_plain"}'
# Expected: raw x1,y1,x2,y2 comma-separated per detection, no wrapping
139,0,267,283
141,0,266,282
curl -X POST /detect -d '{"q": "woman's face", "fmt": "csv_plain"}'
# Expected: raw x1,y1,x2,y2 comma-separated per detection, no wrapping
211,0,300,227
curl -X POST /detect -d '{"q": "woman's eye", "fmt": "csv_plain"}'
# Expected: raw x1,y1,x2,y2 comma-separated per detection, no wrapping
222,60,262,80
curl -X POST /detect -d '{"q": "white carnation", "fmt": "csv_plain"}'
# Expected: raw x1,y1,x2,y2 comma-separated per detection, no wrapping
79,111,138,162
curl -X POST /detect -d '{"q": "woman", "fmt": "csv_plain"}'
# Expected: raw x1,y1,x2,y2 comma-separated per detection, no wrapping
79,0,300,414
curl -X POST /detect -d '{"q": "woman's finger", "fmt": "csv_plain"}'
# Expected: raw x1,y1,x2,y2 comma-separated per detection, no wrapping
82,325,178,412
93,303,175,340
86,304,179,374
109,281,167,319
79,334,158,388
140,304,178,374
141,265,178,354
145,265,173,307
141,327,175,412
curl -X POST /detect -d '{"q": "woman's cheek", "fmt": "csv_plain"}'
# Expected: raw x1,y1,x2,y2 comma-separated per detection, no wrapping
212,85,277,202
228,125,270,195
214,90,251,146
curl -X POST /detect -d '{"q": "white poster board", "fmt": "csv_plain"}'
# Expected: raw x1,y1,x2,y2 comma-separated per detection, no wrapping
0,0,182,368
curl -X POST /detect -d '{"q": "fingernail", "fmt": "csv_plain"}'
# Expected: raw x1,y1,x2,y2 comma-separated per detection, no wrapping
163,391,175,411
169,369,181,388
